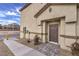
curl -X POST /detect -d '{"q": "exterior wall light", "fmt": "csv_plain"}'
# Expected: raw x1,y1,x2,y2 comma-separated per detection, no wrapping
49,7,52,13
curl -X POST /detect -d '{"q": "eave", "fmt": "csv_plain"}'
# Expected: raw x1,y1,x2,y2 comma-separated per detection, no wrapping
19,3,31,11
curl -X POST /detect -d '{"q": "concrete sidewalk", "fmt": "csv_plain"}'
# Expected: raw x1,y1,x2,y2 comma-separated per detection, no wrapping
3,40,45,56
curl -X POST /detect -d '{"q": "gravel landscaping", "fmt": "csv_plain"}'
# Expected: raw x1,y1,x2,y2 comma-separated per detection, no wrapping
16,39,63,56
35,43,61,56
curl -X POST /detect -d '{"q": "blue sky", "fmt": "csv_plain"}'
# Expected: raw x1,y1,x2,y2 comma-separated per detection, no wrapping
0,3,24,25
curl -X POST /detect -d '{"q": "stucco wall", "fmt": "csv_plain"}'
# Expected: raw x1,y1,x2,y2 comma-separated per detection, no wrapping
37,4,77,24
20,3,46,39
20,4,77,51
37,4,77,51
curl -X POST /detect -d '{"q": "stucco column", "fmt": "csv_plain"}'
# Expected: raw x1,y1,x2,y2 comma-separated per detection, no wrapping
42,22,47,43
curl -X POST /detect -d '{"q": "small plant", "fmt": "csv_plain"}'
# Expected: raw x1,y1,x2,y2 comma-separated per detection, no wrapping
34,35,40,45
23,27,26,39
71,42,79,56
27,39,30,43
5,35,9,40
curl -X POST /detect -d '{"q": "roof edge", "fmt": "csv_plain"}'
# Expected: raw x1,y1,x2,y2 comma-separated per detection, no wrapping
19,3,31,11
34,3,52,18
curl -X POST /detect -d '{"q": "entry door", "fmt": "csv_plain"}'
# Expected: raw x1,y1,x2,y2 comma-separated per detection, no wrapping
49,24,58,43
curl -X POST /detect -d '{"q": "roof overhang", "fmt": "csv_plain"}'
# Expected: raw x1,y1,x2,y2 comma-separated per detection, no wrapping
19,3,31,11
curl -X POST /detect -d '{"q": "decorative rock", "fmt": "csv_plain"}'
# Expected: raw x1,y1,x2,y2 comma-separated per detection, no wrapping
35,43,61,56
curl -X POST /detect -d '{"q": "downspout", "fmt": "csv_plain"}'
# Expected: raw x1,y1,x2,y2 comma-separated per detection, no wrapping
75,4,78,42
41,21,43,42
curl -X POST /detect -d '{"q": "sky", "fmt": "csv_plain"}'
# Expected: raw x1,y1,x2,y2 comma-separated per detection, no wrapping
0,3,24,25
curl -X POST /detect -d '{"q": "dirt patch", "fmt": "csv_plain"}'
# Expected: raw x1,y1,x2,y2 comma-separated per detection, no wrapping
0,40,14,56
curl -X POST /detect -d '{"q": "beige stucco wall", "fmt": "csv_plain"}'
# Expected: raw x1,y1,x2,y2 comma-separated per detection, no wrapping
20,3,78,51
20,3,46,39
37,4,77,23
36,4,77,51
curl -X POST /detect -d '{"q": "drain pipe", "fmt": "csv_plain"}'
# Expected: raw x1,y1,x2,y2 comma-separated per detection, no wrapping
41,21,43,42
75,5,78,43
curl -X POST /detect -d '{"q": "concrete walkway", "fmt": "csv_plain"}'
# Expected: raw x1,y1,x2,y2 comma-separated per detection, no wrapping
3,40,45,56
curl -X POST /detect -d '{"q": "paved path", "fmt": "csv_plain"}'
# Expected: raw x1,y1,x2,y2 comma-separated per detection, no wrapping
3,40,45,56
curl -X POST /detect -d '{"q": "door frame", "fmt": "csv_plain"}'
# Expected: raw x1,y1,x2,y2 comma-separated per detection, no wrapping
47,22,60,45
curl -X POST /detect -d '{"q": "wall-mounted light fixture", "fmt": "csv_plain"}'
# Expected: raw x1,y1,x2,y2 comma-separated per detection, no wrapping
49,7,52,13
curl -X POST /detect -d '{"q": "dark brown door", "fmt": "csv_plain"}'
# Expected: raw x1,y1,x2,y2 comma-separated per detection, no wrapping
49,24,58,43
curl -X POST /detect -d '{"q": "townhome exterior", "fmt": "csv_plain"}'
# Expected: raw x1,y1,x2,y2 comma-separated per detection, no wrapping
20,3,79,53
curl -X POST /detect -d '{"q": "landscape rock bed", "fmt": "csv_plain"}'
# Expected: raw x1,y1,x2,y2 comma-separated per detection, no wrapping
35,43,61,56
